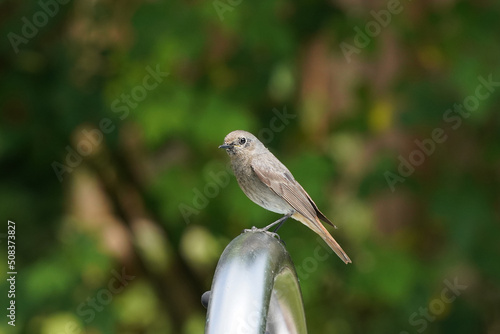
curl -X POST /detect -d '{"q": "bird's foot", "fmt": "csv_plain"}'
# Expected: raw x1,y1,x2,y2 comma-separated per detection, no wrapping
243,226,260,233
263,230,281,240
242,227,281,240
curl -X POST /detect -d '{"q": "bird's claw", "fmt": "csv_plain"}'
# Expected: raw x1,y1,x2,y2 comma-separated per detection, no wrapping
242,226,260,233
242,227,281,241
264,231,281,241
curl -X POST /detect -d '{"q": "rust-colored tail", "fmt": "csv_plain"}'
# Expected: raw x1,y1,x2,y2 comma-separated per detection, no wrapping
292,213,352,264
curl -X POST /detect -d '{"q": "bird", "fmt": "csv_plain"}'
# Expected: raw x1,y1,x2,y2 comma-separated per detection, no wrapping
219,130,351,264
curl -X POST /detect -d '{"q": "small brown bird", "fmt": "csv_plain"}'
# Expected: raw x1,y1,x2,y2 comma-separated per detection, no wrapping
219,130,351,264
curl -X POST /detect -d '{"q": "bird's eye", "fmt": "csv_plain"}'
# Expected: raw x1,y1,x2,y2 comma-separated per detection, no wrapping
239,137,246,145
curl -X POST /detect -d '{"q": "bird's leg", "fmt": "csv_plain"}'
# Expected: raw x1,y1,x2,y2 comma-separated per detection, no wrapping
242,213,292,240
263,213,292,232
272,218,287,233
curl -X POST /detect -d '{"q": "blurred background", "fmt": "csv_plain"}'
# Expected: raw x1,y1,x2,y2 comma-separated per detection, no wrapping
1,0,500,333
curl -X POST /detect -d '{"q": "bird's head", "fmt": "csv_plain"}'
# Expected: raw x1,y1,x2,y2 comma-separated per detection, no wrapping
218,130,264,157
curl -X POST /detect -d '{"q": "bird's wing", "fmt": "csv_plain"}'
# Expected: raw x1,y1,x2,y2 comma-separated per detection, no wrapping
293,179,336,228
251,156,335,227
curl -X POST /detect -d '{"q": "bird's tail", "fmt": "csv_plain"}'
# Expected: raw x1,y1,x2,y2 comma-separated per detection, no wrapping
292,213,352,264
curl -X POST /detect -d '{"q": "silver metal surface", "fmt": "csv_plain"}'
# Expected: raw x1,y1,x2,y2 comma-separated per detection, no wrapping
205,231,308,334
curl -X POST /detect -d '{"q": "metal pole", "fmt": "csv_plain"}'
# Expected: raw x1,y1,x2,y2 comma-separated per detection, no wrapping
205,230,308,334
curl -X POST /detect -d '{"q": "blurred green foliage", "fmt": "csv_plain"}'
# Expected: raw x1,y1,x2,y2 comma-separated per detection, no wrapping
1,0,500,333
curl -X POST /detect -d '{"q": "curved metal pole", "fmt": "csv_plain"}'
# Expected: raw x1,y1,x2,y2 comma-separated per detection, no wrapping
205,231,308,334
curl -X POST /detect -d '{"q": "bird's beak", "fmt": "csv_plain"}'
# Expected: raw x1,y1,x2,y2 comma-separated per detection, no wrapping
218,143,232,149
